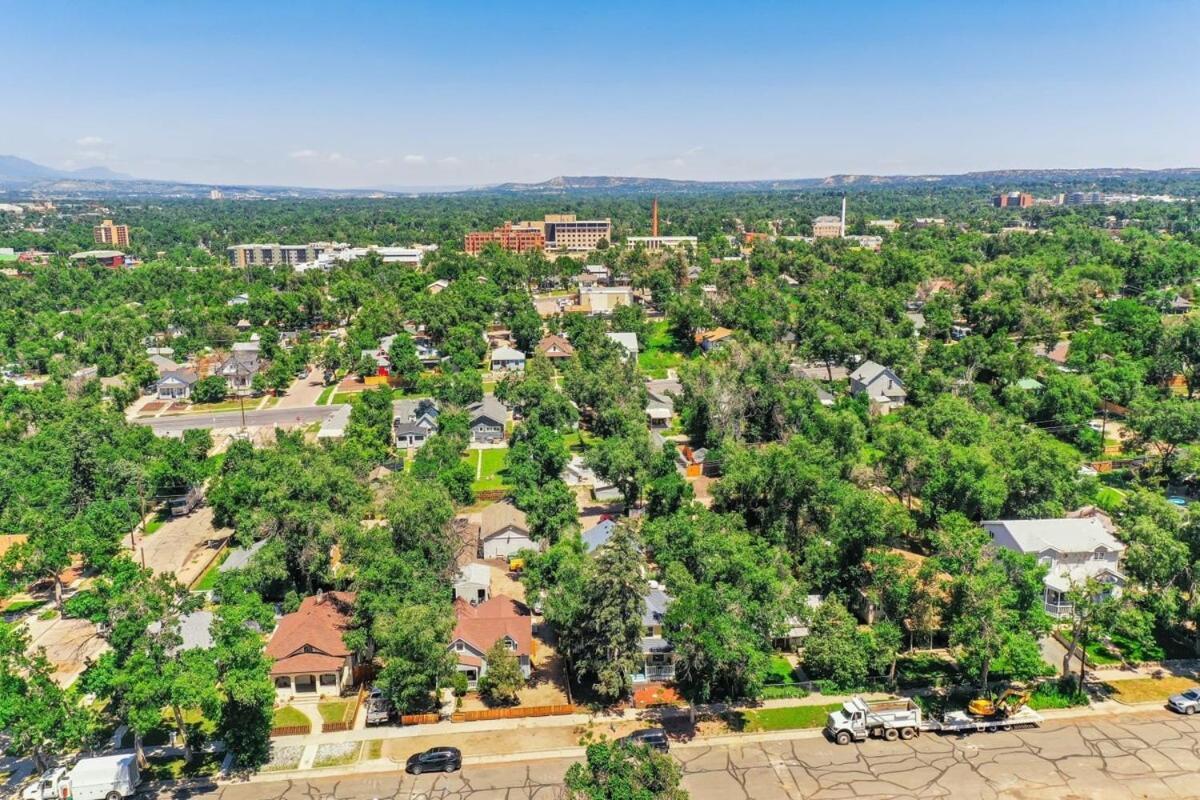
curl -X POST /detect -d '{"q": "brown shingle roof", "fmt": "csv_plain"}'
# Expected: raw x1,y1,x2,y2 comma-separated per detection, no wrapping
266,591,355,677
451,595,532,658
536,334,575,358
481,501,528,538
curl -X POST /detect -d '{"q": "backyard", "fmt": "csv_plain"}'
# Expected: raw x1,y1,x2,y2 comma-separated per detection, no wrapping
464,447,510,491
637,322,689,379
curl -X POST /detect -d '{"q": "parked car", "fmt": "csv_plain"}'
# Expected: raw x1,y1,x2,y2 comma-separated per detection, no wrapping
1168,687,1200,714
364,686,393,725
620,728,669,752
406,747,462,774
168,486,203,517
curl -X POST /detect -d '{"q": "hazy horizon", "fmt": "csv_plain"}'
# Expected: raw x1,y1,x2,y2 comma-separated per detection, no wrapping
7,0,1199,189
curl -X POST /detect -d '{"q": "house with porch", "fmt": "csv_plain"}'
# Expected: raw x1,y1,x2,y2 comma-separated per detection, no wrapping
982,515,1125,618
490,346,526,372
536,334,575,362
217,350,261,391
156,369,198,401
467,395,508,443
635,584,675,683
266,591,358,699
449,595,533,689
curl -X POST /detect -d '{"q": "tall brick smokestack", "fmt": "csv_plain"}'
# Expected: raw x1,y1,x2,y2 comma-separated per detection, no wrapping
652,198,659,237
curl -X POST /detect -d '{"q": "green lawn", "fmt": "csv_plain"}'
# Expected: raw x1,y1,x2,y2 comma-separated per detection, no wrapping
564,430,598,452
737,703,843,732
120,708,217,748
186,400,247,414
1,599,43,616
272,705,311,730
464,448,511,491
193,549,230,591
330,391,363,406
144,509,170,536
638,321,690,378
142,753,222,781
316,385,336,405
764,655,797,684
317,698,354,725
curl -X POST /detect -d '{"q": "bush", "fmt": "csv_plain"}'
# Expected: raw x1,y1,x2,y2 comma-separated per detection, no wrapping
1027,677,1089,710
760,684,810,700
192,376,228,404
63,589,107,623
450,671,469,697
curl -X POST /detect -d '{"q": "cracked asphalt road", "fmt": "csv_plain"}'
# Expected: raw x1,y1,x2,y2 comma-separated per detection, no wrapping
144,710,1200,799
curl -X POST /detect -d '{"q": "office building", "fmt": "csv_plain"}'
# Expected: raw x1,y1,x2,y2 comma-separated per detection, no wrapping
1066,191,1105,206
464,223,546,256
869,219,901,233
812,215,843,239
994,192,1034,208
209,189,224,200
536,214,611,251
93,219,130,247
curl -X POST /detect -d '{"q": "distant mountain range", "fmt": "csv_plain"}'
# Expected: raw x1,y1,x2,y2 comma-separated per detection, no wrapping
1,154,1198,199
0,155,133,183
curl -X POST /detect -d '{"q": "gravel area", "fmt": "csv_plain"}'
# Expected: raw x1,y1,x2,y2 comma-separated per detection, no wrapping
312,742,361,768
260,744,304,772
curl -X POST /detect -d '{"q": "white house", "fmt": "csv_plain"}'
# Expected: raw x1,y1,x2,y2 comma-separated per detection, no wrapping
848,360,907,414
453,562,492,605
635,583,675,683
490,346,526,372
480,501,540,559
982,513,1125,618
156,369,198,401
606,332,639,362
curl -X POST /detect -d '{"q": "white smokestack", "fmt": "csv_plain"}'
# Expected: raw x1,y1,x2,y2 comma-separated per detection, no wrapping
840,195,847,238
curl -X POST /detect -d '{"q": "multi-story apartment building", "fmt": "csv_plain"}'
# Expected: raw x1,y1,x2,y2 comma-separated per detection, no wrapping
226,242,342,268
537,214,611,251
93,219,130,247
994,191,1034,208
812,215,843,239
464,223,545,256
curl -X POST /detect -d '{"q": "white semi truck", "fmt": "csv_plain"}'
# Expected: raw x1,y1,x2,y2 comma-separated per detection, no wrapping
21,754,140,800
825,695,1043,745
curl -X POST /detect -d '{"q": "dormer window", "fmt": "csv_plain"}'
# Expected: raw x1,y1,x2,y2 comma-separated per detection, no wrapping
1092,547,1107,560
503,636,516,651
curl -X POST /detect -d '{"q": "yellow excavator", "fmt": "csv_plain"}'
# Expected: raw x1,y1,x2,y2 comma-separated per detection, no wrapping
968,686,1031,719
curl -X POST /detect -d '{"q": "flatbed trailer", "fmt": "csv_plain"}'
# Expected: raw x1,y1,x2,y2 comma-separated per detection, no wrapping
922,706,1043,734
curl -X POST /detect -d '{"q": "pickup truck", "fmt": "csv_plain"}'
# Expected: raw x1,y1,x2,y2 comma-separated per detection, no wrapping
169,486,203,517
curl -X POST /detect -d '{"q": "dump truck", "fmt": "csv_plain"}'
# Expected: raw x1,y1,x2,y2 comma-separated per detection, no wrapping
825,696,923,744
826,695,1044,745
22,754,140,800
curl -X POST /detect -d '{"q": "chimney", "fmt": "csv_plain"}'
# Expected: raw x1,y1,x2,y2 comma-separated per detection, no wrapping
651,198,659,237
840,195,847,238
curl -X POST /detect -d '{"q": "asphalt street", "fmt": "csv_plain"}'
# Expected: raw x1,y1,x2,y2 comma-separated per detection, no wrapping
133,405,335,434
140,709,1200,800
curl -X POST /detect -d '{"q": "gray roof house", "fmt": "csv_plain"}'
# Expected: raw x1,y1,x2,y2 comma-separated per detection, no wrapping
490,346,526,372
581,518,617,554
636,584,675,683
156,369,198,400
645,390,674,428
220,538,269,573
217,351,261,389
606,332,639,362
468,395,508,443
393,397,439,448
149,353,180,374
983,515,1125,618
848,360,906,414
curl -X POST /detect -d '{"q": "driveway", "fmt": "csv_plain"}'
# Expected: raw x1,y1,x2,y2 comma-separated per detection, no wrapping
140,709,1200,799
132,506,229,587
21,613,109,688
276,367,326,410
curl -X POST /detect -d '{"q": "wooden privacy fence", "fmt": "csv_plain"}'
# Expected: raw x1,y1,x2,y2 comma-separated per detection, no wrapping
401,713,440,726
269,724,310,738
475,489,509,502
451,704,575,723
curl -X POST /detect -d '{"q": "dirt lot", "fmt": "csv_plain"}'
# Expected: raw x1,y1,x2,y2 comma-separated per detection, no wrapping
488,563,526,602
380,718,645,761
133,506,230,587
574,485,622,529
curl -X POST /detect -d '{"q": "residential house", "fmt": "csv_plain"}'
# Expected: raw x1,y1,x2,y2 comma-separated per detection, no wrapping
392,397,439,448
635,584,674,683
148,353,179,375
490,346,526,372
581,518,617,555
449,595,533,689
266,591,358,699
775,595,824,651
149,610,216,653
156,369,197,401
676,445,708,478
848,361,906,414
453,562,492,605
536,334,575,361
1169,294,1193,314
219,538,268,574
579,285,633,314
467,395,508,443
696,327,734,353
217,350,261,391
606,332,639,362
427,279,450,295
983,514,1125,618
480,500,540,559
645,390,674,428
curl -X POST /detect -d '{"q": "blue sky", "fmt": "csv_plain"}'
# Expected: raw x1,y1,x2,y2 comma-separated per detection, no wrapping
5,0,1198,187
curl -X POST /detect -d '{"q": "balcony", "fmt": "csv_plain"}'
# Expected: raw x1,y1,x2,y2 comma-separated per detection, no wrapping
1044,600,1074,618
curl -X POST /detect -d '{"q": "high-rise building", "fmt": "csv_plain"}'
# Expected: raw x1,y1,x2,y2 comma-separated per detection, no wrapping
93,219,130,247
994,192,1034,208
464,214,612,255
209,189,224,200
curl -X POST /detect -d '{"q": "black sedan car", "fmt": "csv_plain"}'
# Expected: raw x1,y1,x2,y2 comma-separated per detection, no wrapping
620,728,670,752
406,747,462,774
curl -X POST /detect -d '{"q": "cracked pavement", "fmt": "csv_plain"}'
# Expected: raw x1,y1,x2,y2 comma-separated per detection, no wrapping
142,710,1200,799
